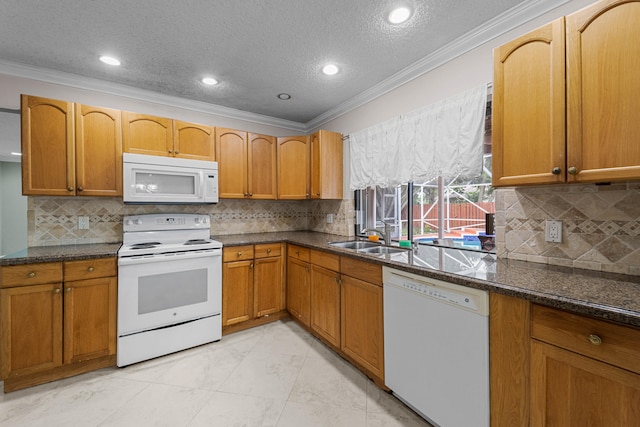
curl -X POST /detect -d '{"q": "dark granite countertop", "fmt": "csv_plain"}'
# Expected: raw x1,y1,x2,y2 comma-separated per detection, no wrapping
0,243,122,265
3,232,639,328
217,231,640,328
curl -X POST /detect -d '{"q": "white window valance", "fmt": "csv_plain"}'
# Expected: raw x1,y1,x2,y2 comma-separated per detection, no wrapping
349,84,487,190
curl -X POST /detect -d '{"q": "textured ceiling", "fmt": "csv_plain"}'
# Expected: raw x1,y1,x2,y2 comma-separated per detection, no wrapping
0,0,528,124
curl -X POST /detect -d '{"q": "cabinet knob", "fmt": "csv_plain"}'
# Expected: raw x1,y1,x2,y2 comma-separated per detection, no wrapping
65,287,71,293
67,186,74,192
295,250,299,255
28,272,36,278
250,263,254,269
267,248,272,254
237,251,242,257
174,151,179,155
551,167,561,175
249,193,253,196
77,186,83,192
54,288,61,294
588,334,602,346
306,193,310,198
87,266,95,272
316,192,320,196
568,166,578,175
168,150,173,154
244,193,249,197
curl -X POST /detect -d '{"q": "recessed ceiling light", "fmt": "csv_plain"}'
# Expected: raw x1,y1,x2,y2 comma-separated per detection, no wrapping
99,55,121,66
202,77,218,85
388,7,411,24
322,64,339,76
277,93,291,100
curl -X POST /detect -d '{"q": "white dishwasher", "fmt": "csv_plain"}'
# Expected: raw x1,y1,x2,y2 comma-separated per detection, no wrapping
383,267,489,427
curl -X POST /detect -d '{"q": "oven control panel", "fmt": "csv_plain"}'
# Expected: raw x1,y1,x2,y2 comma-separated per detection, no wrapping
123,214,210,232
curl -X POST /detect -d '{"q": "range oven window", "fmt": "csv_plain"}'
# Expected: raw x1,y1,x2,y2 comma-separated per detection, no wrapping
137,268,208,314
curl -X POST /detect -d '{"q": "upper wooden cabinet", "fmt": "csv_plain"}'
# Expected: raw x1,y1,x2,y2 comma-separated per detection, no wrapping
278,131,343,200
123,112,214,161
565,0,640,183
493,18,566,186
277,135,310,199
310,130,343,199
216,129,277,199
493,0,640,186
21,95,122,196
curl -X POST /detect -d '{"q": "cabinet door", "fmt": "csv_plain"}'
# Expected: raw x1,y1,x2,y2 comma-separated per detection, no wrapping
566,0,640,183
173,121,215,161
286,257,310,326
340,275,384,379
0,284,63,378
63,276,117,364
310,265,341,347
492,19,566,186
277,135,309,199
248,133,277,199
216,128,248,198
75,104,123,197
310,130,343,200
21,95,75,195
122,112,173,156
254,256,283,318
530,340,640,426
222,260,254,326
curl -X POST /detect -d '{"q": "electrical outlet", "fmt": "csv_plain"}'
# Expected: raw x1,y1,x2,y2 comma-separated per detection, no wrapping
326,213,334,224
78,216,90,230
545,220,562,243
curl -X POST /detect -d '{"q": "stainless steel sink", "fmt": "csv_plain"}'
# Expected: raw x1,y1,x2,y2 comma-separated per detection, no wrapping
358,246,409,255
328,240,380,250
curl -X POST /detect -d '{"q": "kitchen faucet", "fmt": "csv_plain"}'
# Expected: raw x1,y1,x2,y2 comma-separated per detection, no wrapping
362,222,392,245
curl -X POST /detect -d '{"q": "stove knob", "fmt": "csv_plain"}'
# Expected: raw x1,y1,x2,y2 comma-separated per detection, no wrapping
195,217,201,224
126,219,133,226
135,219,143,225
203,216,209,224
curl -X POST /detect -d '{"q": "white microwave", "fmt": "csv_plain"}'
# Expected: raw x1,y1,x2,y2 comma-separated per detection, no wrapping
123,153,218,204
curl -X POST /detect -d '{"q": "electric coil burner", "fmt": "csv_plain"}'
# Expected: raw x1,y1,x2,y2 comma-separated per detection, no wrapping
117,213,223,367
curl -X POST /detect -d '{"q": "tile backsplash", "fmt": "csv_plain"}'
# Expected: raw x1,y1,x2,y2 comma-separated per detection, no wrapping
28,197,354,247
495,183,640,276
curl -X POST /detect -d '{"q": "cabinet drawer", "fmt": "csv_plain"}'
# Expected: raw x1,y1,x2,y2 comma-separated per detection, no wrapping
532,304,640,375
63,258,117,282
0,263,63,288
340,257,382,286
310,249,340,271
288,245,310,262
223,245,254,262
255,243,281,259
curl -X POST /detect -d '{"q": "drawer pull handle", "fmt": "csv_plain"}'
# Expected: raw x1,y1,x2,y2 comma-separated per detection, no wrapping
568,166,578,175
588,334,602,346
28,272,36,278
65,288,71,293
54,288,61,294
295,250,300,255
88,267,95,272
237,251,242,257
267,248,272,254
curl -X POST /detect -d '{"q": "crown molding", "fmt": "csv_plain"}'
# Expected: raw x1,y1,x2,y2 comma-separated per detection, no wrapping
0,59,307,132
305,0,570,131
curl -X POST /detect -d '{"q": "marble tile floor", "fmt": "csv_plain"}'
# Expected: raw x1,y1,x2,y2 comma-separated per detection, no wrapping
0,319,432,427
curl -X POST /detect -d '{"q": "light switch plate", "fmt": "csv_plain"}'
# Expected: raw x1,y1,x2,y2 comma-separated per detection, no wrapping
545,220,562,243
326,213,334,224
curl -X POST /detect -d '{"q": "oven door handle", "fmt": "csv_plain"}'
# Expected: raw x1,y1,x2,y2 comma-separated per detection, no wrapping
118,249,222,266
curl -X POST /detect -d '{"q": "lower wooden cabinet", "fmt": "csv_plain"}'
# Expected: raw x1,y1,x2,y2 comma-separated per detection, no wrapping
0,258,117,392
286,255,311,327
310,264,341,348
530,340,640,426
340,274,384,380
222,243,284,329
490,292,640,427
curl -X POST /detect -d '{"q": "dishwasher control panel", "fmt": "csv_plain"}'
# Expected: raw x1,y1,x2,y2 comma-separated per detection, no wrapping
383,267,489,316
